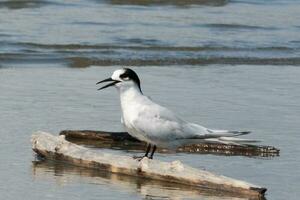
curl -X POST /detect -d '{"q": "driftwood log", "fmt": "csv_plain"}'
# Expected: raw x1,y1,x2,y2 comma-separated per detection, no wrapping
60,130,280,158
32,160,257,200
32,131,266,198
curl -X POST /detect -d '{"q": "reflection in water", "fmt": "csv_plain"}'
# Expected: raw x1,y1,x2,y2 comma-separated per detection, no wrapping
32,160,258,200
66,137,280,158
106,0,228,6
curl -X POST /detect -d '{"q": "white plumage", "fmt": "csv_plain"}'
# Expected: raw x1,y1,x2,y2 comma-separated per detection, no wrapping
97,68,257,158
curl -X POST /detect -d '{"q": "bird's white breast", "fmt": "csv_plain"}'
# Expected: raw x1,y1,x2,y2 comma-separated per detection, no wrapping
119,87,154,143
117,85,205,148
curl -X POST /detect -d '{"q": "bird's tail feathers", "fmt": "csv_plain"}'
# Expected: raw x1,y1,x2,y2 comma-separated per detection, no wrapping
205,129,251,138
185,123,257,145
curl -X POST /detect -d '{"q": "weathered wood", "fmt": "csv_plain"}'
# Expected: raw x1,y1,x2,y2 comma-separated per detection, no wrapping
32,131,266,198
60,130,138,141
60,130,280,157
32,160,260,200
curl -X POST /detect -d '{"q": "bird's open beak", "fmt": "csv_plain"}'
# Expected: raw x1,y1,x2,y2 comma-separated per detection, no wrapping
96,78,120,90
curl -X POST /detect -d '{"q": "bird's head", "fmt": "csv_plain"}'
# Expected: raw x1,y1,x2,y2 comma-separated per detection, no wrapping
97,68,142,93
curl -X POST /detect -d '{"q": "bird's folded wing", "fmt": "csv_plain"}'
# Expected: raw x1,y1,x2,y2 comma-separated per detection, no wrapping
131,101,253,142
131,105,190,141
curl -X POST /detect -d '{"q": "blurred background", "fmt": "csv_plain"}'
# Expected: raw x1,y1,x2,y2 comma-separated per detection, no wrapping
0,0,299,199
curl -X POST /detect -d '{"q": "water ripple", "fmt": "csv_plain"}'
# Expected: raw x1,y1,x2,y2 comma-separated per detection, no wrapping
0,0,59,9
1,41,299,67
199,23,279,31
101,0,228,6
66,56,300,67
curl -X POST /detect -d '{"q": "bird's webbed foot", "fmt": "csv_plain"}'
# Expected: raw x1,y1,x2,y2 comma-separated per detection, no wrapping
132,155,149,161
133,144,156,161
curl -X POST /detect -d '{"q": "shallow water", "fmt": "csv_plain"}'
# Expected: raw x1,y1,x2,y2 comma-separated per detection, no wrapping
1,0,300,68
0,0,300,200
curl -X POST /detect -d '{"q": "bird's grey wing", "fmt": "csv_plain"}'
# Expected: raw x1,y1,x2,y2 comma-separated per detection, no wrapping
131,103,190,142
131,97,252,144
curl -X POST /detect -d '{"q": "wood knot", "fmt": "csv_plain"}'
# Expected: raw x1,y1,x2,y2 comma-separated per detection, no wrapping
170,160,184,172
55,145,62,152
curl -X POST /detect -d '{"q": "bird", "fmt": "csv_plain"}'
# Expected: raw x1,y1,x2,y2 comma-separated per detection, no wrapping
97,68,257,160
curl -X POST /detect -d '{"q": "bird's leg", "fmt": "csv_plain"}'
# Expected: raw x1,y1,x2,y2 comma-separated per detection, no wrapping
133,144,151,160
149,145,157,159
144,143,151,157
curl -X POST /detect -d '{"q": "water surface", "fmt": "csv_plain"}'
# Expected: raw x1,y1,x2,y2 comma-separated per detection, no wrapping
0,0,300,200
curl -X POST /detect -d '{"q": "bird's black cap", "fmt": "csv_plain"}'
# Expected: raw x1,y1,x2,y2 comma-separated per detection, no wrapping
120,68,142,93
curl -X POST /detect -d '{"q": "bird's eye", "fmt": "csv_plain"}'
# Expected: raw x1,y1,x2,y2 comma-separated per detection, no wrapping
120,74,130,80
